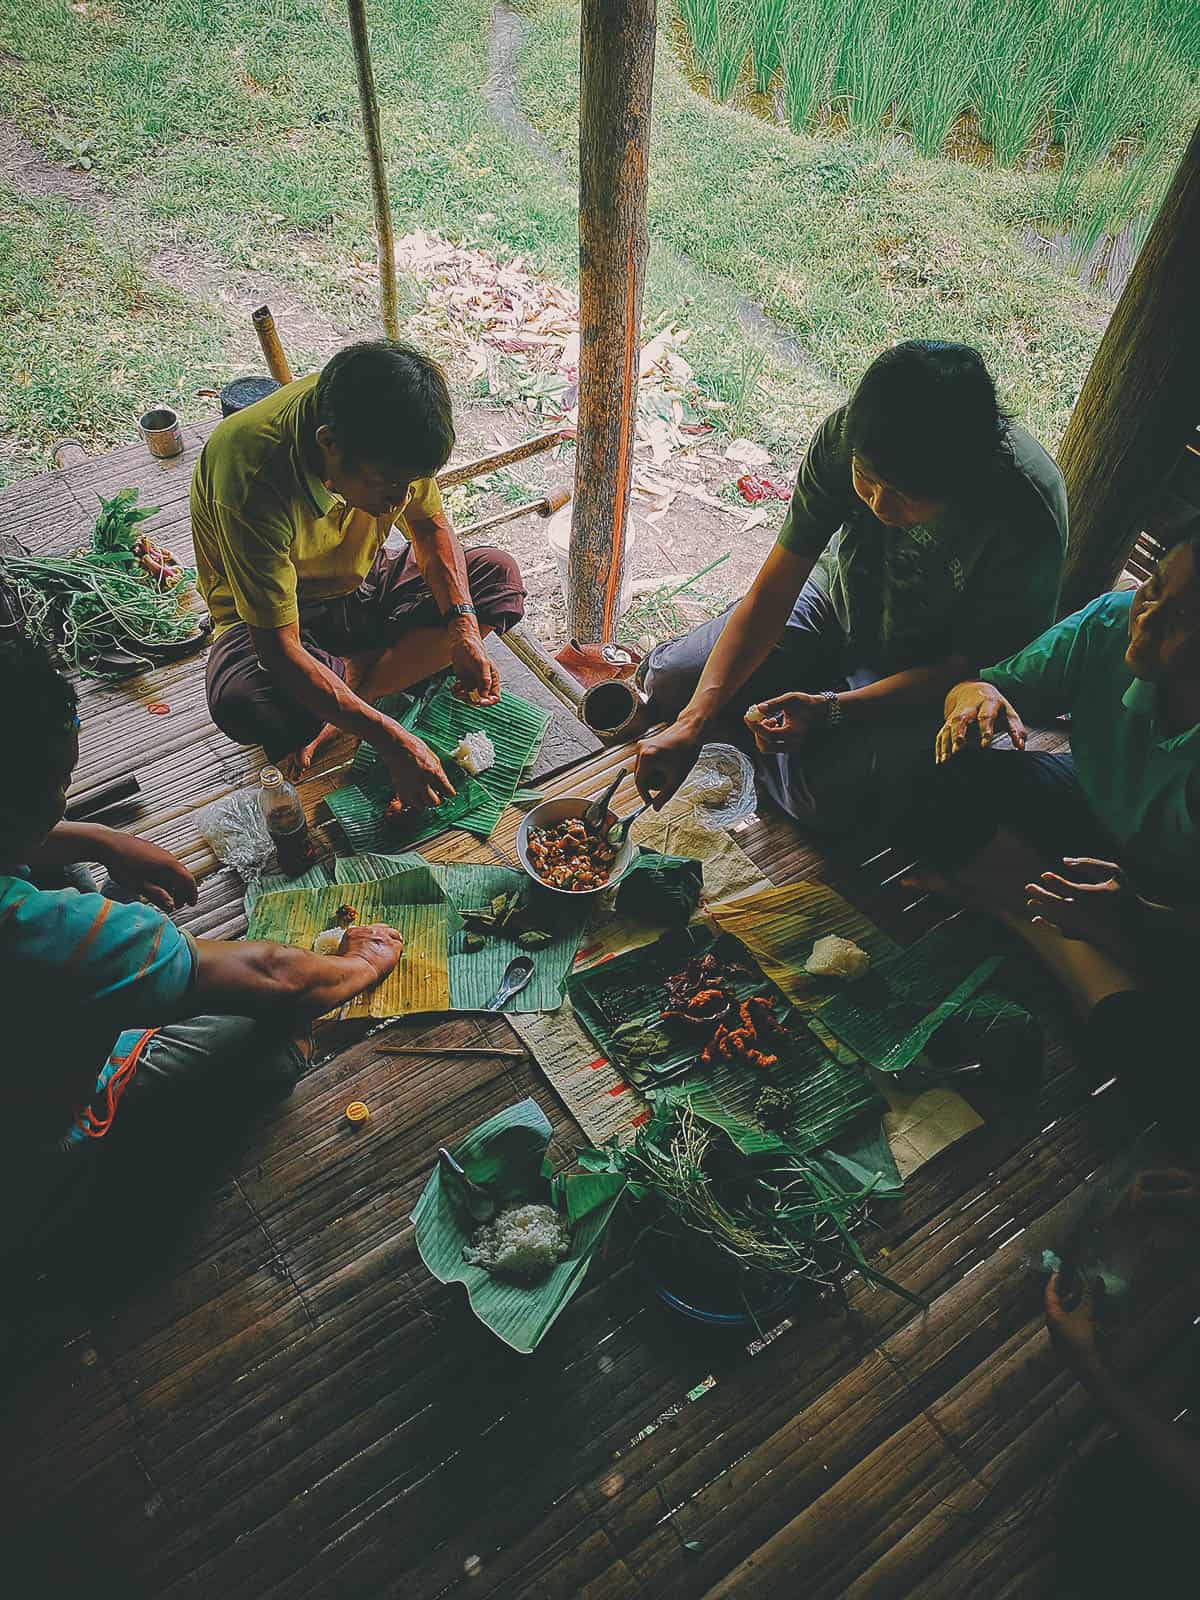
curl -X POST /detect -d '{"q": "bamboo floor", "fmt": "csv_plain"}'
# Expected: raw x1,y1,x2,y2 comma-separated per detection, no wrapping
0,434,1188,1598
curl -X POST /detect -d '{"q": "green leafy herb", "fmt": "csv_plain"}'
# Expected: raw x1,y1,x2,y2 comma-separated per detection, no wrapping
464,930,488,953
516,928,553,950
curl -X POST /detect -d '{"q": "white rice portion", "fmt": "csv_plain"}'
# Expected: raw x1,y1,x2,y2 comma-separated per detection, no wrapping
463,1203,571,1284
451,729,496,776
806,934,872,980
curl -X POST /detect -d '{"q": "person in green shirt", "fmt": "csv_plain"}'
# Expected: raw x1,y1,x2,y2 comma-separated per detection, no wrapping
634,341,1067,831
192,341,526,809
907,535,1200,1116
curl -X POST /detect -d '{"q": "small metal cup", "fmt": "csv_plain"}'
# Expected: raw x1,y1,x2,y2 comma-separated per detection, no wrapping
138,405,184,459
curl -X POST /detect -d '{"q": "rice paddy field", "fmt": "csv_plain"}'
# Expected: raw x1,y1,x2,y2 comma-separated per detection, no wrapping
0,0,1197,484
679,0,1200,266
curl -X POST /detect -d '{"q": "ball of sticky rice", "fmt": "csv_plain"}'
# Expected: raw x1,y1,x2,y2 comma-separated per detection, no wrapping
806,934,871,980
451,729,496,776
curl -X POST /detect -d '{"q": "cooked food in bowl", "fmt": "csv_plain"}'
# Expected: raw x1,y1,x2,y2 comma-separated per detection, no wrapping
526,816,618,891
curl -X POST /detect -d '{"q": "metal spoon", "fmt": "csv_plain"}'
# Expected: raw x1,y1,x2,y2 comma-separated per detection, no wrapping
583,768,627,831
607,799,652,845
437,1147,496,1222
484,954,536,1011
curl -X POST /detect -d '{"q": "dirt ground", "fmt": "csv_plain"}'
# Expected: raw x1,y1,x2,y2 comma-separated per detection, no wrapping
446,393,784,651
1,114,786,654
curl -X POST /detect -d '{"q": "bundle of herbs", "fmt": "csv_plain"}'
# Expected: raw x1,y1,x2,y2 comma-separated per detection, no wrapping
593,1103,922,1308
460,885,554,953
0,488,201,677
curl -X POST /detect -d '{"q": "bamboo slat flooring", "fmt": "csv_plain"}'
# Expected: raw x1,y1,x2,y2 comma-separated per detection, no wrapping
1,441,1188,1599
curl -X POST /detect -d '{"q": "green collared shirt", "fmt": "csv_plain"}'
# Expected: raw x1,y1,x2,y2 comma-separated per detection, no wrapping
190,374,443,636
777,406,1067,673
982,592,1200,889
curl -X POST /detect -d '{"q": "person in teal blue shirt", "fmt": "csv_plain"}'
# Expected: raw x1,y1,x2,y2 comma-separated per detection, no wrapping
0,639,405,1264
905,534,1200,1116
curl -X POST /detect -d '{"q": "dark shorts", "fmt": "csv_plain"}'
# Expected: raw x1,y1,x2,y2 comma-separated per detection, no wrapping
898,748,1117,871
206,543,526,759
4,1014,304,1265
642,581,939,834
642,578,848,716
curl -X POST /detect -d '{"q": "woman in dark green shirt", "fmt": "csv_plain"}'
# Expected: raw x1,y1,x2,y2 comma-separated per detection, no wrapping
635,341,1067,833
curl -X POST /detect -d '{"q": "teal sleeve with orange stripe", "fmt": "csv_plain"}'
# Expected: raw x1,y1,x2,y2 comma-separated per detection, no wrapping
0,879,196,1020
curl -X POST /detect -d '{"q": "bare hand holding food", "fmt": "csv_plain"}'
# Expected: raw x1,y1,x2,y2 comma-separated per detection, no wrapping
339,922,405,982
634,720,702,808
379,726,455,812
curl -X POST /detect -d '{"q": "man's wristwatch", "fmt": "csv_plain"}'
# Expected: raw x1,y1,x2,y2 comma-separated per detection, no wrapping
442,602,478,627
820,689,842,728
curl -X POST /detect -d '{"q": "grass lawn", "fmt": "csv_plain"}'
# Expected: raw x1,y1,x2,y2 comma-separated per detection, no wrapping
0,0,1191,485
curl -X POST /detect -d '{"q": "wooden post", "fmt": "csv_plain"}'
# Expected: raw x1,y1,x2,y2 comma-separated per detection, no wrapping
1058,116,1200,614
251,305,294,386
345,0,399,342
568,0,656,642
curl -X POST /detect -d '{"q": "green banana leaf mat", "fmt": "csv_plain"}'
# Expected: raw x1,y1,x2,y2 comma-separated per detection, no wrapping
325,679,550,850
411,1098,626,1353
567,924,883,1158
818,915,1004,1073
246,867,456,1017
245,849,589,1013
332,851,590,1011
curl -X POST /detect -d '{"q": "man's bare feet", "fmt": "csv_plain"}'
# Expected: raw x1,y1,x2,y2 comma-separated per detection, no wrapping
280,722,349,780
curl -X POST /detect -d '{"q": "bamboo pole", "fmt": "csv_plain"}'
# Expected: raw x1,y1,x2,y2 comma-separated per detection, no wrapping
251,305,294,385
345,0,399,342
569,0,656,642
498,622,586,710
1057,116,1200,614
458,490,570,541
436,428,564,488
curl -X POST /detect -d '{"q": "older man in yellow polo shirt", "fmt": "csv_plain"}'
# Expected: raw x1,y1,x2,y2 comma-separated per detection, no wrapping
192,341,526,809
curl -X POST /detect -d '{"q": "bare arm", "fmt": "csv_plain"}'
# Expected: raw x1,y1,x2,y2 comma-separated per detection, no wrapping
837,655,968,720
677,544,815,736
406,511,472,615
28,822,198,910
250,621,401,745
250,623,453,806
1087,1371,1200,1508
1047,1271,1200,1508
190,923,403,1021
406,512,500,703
635,544,814,805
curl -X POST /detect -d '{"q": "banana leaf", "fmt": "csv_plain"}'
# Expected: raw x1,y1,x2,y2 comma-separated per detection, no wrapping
332,852,591,1011
246,867,458,1017
818,916,1004,1073
568,924,882,1154
326,679,550,849
411,1099,626,1354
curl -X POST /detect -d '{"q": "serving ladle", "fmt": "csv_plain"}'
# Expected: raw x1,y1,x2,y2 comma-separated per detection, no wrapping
607,799,652,845
583,768,627,831
484,954,536,1011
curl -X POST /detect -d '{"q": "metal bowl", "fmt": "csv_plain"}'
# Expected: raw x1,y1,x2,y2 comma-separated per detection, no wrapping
516,795,638,898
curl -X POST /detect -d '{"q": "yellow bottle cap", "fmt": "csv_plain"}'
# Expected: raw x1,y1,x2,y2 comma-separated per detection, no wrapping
345,1100,370,1126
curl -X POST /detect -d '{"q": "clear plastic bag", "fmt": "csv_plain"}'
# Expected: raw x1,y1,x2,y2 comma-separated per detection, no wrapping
675,742,757,831
197,787,274,879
